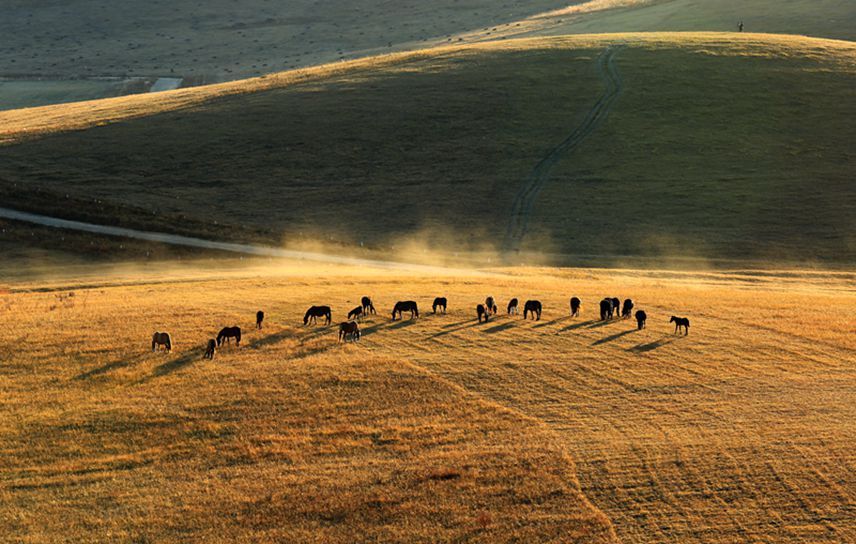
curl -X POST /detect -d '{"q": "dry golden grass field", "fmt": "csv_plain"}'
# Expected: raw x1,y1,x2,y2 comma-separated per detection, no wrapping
1,260,853,542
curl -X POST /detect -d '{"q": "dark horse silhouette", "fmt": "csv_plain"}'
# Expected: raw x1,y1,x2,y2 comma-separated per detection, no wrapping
599,298,614,321
524,300,542,320
361,296,376,315
611,298,621,317
635,310,647,330
485,296,498,315
392,301,419,320
304,305,332,326
151,331,172,352
203,339,216,359
621,299,634,318
570,297,581,317
338,321,360,342
432,297,447,314
347,306,364,321
217,326,241,347
477,304,489,323
256,310,264,329
507,298,519,315
670,316,690,335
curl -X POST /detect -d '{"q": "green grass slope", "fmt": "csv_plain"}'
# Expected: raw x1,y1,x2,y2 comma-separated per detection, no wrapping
1,34,854,266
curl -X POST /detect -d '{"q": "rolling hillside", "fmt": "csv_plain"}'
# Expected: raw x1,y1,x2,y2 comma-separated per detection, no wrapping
2,33,853,266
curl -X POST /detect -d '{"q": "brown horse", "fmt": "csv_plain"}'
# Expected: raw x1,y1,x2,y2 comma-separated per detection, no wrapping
485,296,498,315
203,339,216,359
348,306,364,321
304,305,332,326
392,301,419,320
570,297,581,317
523,300,542,320
338,321,361,342
256,310,264,329
635,310,647,330
507,298,519,315
670,316,690,335
432,297,447,314
477,304,489,323
621,299,634,318
217,326,241,347
151,331,172,352
361,296,376,315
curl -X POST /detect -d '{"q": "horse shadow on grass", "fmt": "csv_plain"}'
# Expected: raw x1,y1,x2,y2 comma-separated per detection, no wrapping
532,316,568,329
246,328,298,350
149,349,202,378
431,320,482,338
75,353,148,380
627,336,677,353
482,321,517,334
560,319,597,332
592,329,636,346
587,319,623,330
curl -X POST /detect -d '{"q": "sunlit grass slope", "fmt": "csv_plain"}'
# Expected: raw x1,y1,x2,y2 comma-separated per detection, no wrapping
1,34,854,265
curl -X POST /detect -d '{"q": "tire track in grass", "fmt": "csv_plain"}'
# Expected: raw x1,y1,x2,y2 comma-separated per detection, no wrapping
504,46,622,251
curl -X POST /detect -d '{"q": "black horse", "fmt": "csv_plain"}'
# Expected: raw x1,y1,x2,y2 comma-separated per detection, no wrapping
611,298,620,317
635,310,647,330
485,296,497,315
361,296,376,315
621,299,634,318
203,339,216,359
570,297,581,317
477,304,489,323
217,326,241,347
432,297,447,314
670,316,690,335
256,310,264,329
392,301,419,320
507,298,519,315
599,298,614,321
347,306,364,321
304,305,332,326
523,300,542,320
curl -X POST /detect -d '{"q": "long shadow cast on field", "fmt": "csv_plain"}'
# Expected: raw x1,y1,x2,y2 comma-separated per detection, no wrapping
246,328,298,350
587,319,623,330
628,336,677,353
483,321,517,334
560,319,597,332
431,320,483,338
149,349,202,378
75,353,147,380
592,329,635,346
532,316,568,329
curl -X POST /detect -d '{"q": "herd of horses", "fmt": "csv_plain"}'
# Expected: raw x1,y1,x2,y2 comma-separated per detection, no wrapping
150,294,690,357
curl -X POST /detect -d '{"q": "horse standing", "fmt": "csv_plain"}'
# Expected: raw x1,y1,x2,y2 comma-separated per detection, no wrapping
507,298,519,315
304,305,332,326
217,326,241,347
670,316,690,335
570,297,581,317
348,306,364,321
621,299,634,318
392,301,419,320
203,339,216,359
361,296,376,315
477,304,489,323
338,321,361,342
485,296,498,315
432,297,447,314
635,310,647,330
256,310,265,329
599,298,614,321
151,332,172,352
523,300,542,320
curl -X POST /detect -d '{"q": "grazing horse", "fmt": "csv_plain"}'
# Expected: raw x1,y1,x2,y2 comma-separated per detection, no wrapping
348,306,364,321
432,297,447,314
361,296,376,315
507,298,519,314
151,332,172,352
611,298,621,317
477,304,489,323
203,339,216,359
256,310,264,329
570,297,581,317
523,300,542,320
304,305,332,326
599,298,614,321
392,301,419,320
621,299,634,318
485,296,498,315
670,316,690,335
338,321,361,342
635,310,647,330
217,326,241,347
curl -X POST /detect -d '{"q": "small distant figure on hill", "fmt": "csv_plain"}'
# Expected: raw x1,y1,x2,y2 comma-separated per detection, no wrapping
738,21,744,32
392,301,419,320
256,310,264,329
485,296,498,315
635,310,647,330
524,300,542,320
361,296,376,315
338,321,360,342
348,306,364,321
570,297,581,317
203,339,216,359
217,326,242,346
507,298,519,315
432,297,447,314
477,304,489,323
670,316,690,335
151,331,172,352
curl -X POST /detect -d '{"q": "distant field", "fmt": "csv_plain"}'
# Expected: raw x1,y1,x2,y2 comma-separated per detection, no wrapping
1,34,854,266
1,261,852,542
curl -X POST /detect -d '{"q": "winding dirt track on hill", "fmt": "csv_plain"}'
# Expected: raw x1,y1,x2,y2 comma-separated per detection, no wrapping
504,47,622,250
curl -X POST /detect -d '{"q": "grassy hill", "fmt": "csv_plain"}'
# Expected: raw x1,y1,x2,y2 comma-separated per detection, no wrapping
1,33,854,266
1,261,853,542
